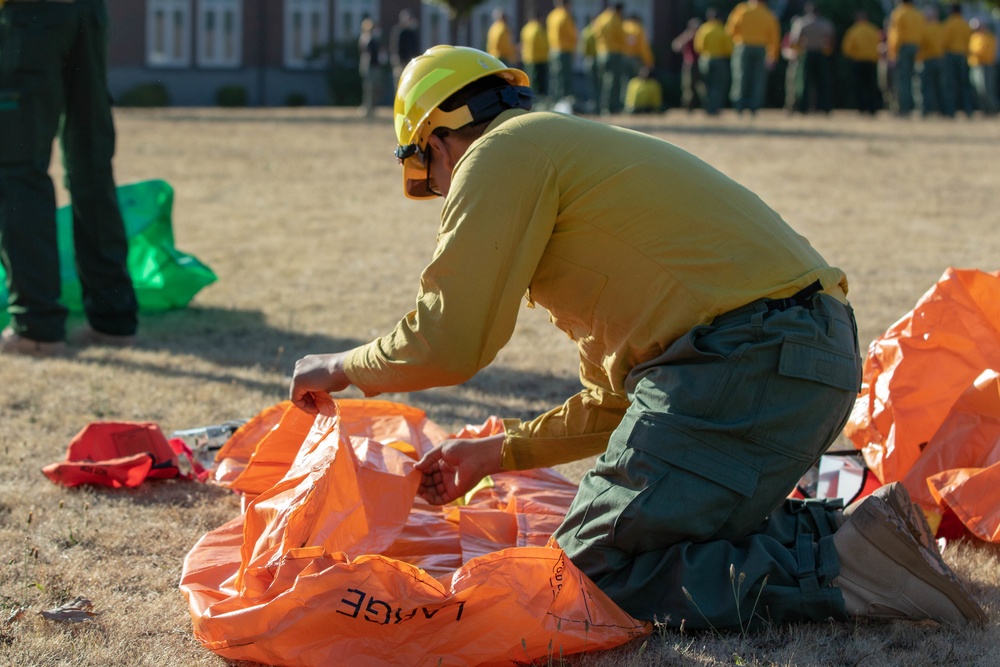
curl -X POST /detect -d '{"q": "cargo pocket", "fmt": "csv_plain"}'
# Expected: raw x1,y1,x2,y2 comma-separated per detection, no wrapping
609,413,759,553
747,337,860,459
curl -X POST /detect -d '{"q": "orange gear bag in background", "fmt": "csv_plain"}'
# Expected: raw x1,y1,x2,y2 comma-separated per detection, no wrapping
42,422,181,488
180,396,649,666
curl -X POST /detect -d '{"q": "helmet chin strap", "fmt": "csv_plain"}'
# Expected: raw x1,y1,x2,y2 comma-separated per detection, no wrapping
423,85,534,142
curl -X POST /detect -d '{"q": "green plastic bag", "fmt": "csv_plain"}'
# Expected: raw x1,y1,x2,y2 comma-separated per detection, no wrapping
0,180,216,329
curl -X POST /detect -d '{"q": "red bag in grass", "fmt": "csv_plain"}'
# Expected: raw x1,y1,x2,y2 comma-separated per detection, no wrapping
181,396,649,667
845,267,1000,541
42,422,181,488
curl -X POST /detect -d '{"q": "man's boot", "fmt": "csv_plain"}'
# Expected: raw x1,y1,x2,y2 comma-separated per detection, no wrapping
833,494,986,626
844,482,936,550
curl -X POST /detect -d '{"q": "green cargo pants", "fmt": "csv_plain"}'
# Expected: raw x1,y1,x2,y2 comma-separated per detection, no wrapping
553,288,861,630
0,0,137,341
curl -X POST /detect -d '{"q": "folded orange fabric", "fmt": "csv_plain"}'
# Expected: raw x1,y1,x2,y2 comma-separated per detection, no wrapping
181,396,648,666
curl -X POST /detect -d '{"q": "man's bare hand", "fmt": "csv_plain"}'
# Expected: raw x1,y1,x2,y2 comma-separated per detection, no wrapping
290,352,353,413
415,434,505,505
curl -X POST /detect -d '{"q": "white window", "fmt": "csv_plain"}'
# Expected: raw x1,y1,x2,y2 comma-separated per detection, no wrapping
198,0,242,68
334,0,379,42
147,0,192,67
285,0,330,68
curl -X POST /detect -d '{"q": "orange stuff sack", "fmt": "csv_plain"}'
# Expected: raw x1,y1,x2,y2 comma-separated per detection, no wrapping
845,268,1000,541
180,397,648,666
42,422,180,488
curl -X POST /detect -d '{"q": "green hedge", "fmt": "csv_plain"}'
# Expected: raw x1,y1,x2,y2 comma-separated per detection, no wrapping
116,82,170,107
215,85,248,107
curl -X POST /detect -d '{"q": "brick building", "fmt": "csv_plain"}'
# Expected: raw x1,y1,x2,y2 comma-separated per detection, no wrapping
107,0,688,106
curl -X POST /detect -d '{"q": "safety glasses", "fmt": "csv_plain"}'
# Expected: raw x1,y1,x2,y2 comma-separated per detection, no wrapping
395,143,440,198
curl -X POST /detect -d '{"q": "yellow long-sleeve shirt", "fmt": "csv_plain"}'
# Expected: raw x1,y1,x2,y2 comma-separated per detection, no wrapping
694,19,734,58
486,20,517,63
725,1,780,61
546,7,577,53
841,20,881,62
521,20,548,64
345,109,848,471
943,15,972,56
918,20,946,61
969,30,997,67
592,8,626,55
623,19,654,67
887,3,925,60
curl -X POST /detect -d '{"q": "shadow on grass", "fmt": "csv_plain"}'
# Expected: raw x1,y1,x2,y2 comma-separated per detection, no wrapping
73,306,582,424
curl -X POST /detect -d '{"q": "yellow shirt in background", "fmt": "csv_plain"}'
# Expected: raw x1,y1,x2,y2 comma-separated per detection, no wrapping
521,19,548,64
593,8,626,55
841,20,881,62
943,14,972,55
623,19,654,67
887,3,925,59
487,19,517,63
346,109,848,471
546,6,577,53
969,30,997,67
918,20,946,61
694,19,734,58
725,1,780,60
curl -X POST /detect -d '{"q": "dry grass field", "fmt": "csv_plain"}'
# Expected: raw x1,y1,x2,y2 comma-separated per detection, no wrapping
1,106,999,667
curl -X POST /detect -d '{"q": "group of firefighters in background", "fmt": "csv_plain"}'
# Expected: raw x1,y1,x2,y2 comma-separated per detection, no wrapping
477,0,998,118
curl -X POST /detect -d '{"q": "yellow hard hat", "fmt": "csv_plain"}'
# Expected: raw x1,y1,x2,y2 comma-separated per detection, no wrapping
393,45,531,199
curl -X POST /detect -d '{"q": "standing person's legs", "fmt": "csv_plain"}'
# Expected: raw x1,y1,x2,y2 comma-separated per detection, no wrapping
920,58,942,116
555,293,862,626
816,54,832,113
605,53,623,113
700,57,723,115
0,4,73,343
747,46,766,113
958,58,975,116
857,61,879,114
895,44,917,115
982,65,999,115
729,46,745,112
596,53,609,113
60,0,137,338
941,54,957,117
680,63,696,111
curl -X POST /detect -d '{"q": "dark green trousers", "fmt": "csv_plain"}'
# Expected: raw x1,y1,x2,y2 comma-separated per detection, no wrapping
730,44,767,113
0,0,137,341
597,52,623,114
554,293,862,629
550,51,575,101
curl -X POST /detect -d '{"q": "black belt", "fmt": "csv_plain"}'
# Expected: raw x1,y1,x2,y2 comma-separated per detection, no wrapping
762,279,823,312
711,280,824,328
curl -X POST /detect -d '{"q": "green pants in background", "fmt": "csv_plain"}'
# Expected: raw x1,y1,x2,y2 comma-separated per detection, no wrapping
698,56,730,115
730,44,767,113
550,51,574,101
554,290,862,629
0,0,137,342
597,52,623,114
894,43,919,116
